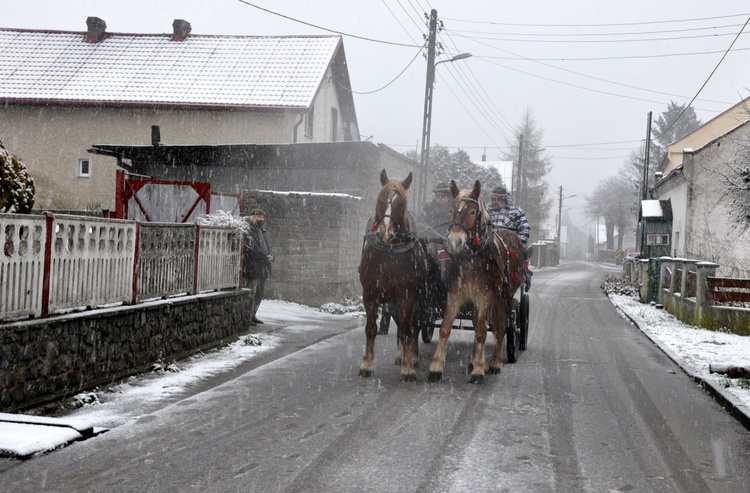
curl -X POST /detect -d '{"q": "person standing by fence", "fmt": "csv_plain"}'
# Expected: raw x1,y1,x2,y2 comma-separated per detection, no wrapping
243,208,276,325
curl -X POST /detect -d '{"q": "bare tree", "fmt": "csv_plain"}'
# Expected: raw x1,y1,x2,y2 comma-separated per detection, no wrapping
585,176,635,251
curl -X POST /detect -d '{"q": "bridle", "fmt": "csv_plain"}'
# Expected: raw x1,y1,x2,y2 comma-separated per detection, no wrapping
367,185,416,250
447,195,493,257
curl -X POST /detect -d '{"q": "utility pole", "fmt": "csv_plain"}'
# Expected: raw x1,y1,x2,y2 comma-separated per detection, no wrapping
639,111,652,254
418,9,438,206
642,111,652,200
557,186,563,262
513,134,523,205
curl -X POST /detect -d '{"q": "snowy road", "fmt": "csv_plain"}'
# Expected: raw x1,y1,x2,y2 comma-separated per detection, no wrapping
3,261,750,492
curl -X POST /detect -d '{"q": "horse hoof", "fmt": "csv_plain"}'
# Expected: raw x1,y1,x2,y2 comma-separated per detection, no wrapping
428,371,443,382
401,373,417,382
469,374,485,384
359,369,373,378
467,363,474,373
487,366,501,374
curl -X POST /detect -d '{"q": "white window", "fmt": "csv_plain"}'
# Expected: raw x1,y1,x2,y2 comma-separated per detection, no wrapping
646,233,670,246
78,158,91,177
305,107,314,137
330,108,338,142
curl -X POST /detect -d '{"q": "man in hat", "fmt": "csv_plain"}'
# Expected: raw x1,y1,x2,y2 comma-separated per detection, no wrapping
488,186,533,289
417,181,453,238
242,208,276,325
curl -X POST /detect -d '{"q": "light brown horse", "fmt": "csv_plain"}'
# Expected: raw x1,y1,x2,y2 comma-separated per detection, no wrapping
428,179,524,384
358,169,436,381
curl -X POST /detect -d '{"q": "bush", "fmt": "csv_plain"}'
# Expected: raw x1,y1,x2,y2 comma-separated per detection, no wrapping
0,140,35,213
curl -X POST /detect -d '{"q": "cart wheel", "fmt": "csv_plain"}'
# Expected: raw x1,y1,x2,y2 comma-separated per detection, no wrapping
507,299,520,363
519,293,530,350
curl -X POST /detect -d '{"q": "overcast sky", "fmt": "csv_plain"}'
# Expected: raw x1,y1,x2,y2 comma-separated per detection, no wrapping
2,1,749,230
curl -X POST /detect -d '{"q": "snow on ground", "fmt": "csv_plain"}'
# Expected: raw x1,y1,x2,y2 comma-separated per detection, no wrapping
608,293,750,414
2,295,749,459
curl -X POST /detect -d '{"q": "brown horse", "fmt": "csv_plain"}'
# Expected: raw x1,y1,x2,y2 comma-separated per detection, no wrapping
358,169,436,381
428,179,524,384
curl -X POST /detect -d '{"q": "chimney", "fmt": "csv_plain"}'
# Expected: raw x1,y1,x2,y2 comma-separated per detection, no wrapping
172,19,192,41
85,17,106,43
151,126,161,147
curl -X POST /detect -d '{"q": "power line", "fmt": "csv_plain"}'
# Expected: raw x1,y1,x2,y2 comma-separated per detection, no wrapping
441,13,750,28
450,29,749,44
236,0,423,47
479,46,750,62
651,16,750,141
336,47,425,95
449,21,748,38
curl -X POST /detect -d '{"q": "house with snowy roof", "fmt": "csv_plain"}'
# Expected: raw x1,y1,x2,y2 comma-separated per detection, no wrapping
0,17,361,212
653,96,750,276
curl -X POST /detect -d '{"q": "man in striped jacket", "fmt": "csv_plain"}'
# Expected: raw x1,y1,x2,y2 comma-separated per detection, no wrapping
488,186,533,290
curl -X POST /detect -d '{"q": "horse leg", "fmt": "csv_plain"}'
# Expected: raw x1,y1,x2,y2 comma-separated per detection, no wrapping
488,301,506,374
469,299,490,384
397,300,419,381
428,293,461,382
359,296,380,377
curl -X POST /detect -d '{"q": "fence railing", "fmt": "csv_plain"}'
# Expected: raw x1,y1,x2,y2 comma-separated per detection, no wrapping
623,256,750,336
1,212,241,321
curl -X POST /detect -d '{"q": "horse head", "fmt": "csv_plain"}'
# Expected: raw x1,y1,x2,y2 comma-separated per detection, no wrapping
372,169,413,245
445,179,489,255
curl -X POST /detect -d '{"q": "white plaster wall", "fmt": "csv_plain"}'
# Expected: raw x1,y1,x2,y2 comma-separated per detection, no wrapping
686,124,750,276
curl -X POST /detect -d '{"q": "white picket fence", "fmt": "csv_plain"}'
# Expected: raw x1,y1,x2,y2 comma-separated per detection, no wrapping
1,213,241,321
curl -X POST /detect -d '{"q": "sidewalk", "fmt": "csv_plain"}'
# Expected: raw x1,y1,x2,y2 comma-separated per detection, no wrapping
0,301,362,461
607,292,750,429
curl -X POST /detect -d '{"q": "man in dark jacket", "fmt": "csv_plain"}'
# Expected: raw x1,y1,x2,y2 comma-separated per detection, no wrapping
243,208,276,325
417,182,452,239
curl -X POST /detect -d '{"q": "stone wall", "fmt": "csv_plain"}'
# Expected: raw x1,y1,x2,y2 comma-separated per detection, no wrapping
1,290,254,412
244,191,369,306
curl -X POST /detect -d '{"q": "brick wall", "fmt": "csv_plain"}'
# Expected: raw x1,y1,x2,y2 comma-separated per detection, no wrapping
1,290,254,412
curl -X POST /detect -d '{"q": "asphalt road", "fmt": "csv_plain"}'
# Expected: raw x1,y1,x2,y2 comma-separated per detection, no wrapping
3,261,750,492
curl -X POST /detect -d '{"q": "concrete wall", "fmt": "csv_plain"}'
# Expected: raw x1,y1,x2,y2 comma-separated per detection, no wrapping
243,191,369,306
0,290,254,412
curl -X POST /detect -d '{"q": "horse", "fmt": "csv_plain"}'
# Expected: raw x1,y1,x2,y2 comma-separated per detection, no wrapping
428,179,524,384
358,169,437,381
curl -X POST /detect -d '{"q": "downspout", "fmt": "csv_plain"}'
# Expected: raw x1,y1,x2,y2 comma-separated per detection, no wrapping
292,113,304,143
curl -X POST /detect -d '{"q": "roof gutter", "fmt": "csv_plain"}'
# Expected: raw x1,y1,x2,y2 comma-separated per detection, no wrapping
292,113,304,143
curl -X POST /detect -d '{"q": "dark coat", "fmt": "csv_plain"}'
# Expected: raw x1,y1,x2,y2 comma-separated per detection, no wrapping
417,200,451,237
243,222,276,280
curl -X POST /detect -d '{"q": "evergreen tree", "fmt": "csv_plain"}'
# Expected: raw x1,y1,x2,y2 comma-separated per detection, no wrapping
501,109,552,242
0,140,35,213
652,101,702,163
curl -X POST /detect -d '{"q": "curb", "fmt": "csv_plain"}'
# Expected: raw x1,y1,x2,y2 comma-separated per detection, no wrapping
609,295,750,431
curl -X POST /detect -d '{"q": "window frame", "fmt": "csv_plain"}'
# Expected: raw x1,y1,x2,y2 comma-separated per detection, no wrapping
77,157,91,178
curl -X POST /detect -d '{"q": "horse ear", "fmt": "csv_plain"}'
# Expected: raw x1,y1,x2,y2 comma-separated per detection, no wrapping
472,180,481,200
380,169,389,186
450,180,459,198
402,172,413,190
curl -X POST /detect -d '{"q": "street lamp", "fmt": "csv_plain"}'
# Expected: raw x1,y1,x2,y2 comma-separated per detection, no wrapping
557,189,576,262
419,52,473,204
